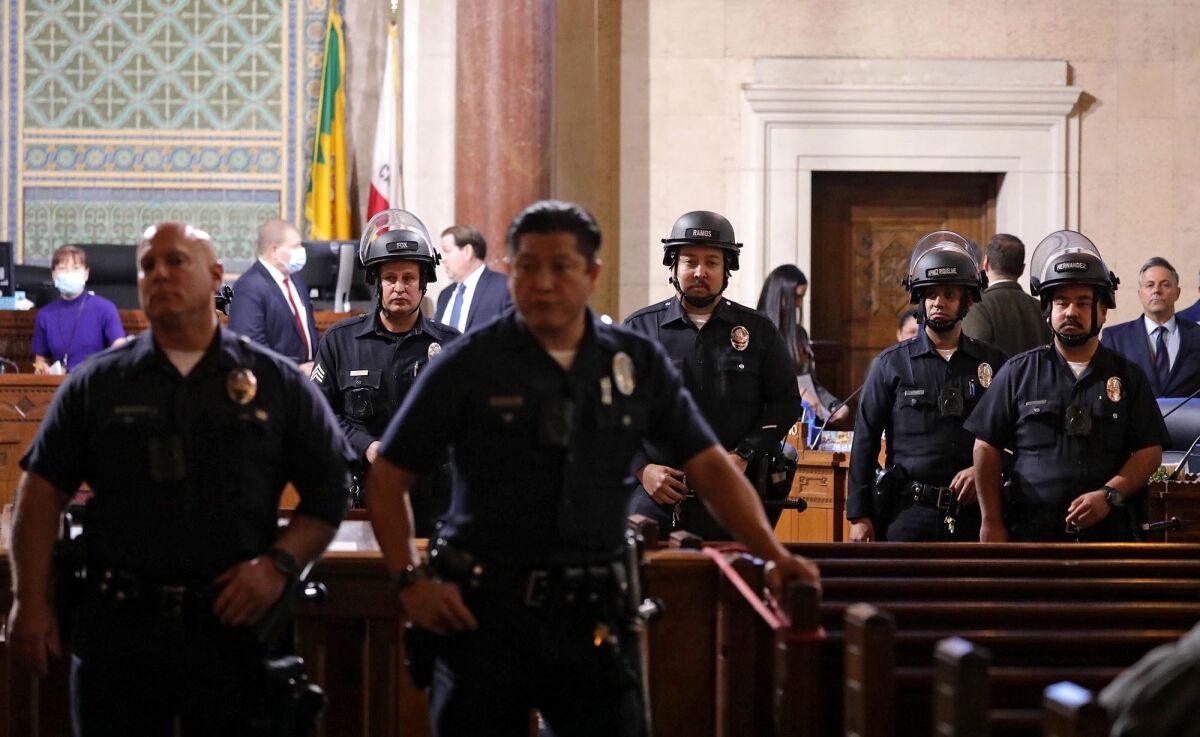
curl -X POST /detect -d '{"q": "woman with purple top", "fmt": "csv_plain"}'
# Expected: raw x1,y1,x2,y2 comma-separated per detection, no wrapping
32,245,126,374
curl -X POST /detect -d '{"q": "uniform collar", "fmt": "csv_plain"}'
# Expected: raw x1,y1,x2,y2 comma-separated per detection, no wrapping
507,308,609,374
1045,340,1117,378
355,308,432,339
659,295,737,328
129,323,242,373
906,326,987,361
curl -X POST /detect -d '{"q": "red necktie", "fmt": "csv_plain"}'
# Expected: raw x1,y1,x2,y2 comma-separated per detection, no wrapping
282,276,311,360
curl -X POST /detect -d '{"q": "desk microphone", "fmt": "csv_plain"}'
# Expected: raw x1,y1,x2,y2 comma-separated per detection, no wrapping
812,382,866,446
1167,431,1200,481
0,357,18,374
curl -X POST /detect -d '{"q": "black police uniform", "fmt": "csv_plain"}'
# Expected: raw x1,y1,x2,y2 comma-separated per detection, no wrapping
377,309,717,737
963,344,1169,542
20,326,351,736
622,297,799,538
311,309,459,532
848,330,1007,541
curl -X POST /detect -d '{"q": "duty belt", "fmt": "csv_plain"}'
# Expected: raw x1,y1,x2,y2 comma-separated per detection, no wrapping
430,541,627,608
89,567,216,619
907,481,954,510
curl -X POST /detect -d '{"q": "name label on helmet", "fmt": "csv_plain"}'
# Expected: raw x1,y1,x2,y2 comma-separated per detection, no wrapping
386,240,419,253
1054,261,1088,272
926,267,958,277
686,228,716,239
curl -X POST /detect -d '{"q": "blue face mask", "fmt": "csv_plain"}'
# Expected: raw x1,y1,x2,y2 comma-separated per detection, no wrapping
54,271,86,297
286,245,307,274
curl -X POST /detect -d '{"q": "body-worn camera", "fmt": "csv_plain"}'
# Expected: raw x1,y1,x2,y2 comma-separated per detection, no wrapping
938,386,964,418
1065,404,1092,436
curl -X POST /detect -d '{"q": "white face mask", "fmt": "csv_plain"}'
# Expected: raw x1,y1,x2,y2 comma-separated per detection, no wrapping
54,271,86,297
285,244,307,274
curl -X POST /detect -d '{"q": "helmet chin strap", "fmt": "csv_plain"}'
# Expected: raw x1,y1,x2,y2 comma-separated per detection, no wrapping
915,295,967,334
1043,291,1101,348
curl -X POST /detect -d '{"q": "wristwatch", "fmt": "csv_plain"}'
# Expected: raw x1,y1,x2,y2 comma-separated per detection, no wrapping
1102,485,1124,508
734,442,757,464
266,548,298,578
391,563,430,592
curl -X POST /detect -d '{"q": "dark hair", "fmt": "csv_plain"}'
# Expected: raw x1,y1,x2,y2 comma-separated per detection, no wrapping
51,244,87,270
441,224,488,260
1137,256,1179,287
898,308,918,330
756,264,810,370
985,234,1025,279
506,200,601,265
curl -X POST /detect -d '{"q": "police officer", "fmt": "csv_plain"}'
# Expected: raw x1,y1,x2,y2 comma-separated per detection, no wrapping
966,231,1168,542
6,222,352,735
848,231,1006,542
623,211,799,539
311,209,459,531
364,200,820,737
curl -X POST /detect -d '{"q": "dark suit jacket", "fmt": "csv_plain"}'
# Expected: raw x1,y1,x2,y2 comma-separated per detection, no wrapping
435,266,512,333
961,280,1051,357
228,260,320,363
1178,298,1200,323
1100,317,1200,398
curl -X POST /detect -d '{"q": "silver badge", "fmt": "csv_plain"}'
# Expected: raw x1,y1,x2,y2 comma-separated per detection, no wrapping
427,342,442,359
731,325,750,351
226,368,258,405
613,352,635,396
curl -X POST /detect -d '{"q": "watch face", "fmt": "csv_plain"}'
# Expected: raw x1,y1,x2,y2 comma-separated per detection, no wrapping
270,549,296,574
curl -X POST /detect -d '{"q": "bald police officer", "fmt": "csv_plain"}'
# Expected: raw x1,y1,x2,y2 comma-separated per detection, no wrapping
311,209,459,530
848,231,1006,542
623,211,799,539
6,222,351,734
364,200,819,737
966,231,1168,542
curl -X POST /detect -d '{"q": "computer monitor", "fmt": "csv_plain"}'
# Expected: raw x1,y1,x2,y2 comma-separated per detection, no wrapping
298,240,369,312
0,241,13,297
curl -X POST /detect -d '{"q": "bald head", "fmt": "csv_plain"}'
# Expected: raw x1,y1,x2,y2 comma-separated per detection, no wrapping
137,221,223,331
258,218,301,269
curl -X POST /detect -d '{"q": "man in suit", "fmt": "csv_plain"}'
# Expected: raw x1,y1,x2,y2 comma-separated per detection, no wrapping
1101,256,1200,399
1178,268,1200,323
435,224,512,333
961,233,1051,357
228,218,320,371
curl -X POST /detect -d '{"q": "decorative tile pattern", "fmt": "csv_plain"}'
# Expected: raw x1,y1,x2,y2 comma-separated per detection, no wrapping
22,187,281,263
23,0,283,131
23,142,281,174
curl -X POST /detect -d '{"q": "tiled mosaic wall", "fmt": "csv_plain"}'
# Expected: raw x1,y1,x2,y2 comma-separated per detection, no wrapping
2,0,329,266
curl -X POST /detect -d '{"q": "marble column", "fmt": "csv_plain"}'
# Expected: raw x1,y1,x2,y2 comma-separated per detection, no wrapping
455,0,555,269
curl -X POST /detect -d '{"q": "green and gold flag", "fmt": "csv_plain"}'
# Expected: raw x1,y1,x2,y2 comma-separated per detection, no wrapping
305,6,351,240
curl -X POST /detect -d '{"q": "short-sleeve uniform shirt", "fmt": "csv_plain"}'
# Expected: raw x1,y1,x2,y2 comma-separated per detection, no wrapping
21,326,352,581
963,344,1168,510
377,310,718,567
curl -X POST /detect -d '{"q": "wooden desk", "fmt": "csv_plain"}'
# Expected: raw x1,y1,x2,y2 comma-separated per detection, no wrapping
0,376,63,509
1145,479,1200,543
774,449,851,543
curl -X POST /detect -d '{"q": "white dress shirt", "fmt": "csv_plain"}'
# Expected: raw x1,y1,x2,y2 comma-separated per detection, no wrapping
259,257,315,360
439,262,486,332
1144,314,1180,370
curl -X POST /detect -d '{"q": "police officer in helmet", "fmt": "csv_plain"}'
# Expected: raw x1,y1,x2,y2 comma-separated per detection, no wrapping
966,231,1167,542
848,231,1007,542
624,210,799,539
311,209,460,531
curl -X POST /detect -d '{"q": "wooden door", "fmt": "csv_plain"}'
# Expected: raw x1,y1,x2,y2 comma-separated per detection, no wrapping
810,172,997,404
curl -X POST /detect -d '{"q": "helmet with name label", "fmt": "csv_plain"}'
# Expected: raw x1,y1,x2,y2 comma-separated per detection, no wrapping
902,230,987,304
1029,230,1117,309
359,209,441,285
661,210,742,271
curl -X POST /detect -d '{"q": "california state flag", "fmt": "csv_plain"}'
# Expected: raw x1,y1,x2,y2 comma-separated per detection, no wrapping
367,22,402,220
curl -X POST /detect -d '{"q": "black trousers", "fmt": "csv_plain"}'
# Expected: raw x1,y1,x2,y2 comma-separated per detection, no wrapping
879,502,982,542
429,591,644,737
1007,503,1142,543
70,597,265,737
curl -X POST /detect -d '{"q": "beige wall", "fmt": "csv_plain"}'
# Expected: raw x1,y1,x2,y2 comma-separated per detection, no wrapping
621,0,1200,324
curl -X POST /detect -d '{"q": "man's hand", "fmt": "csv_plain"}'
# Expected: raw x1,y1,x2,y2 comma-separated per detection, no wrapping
979,518,1009,543
1065,490,1111,531
949,467,977,505
849,518,875,543
6,597,61,677
366,440,381,464
639,464,688,504
212,556,289,627
728,453,749,474
765,555,822,598
400,579,478,635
